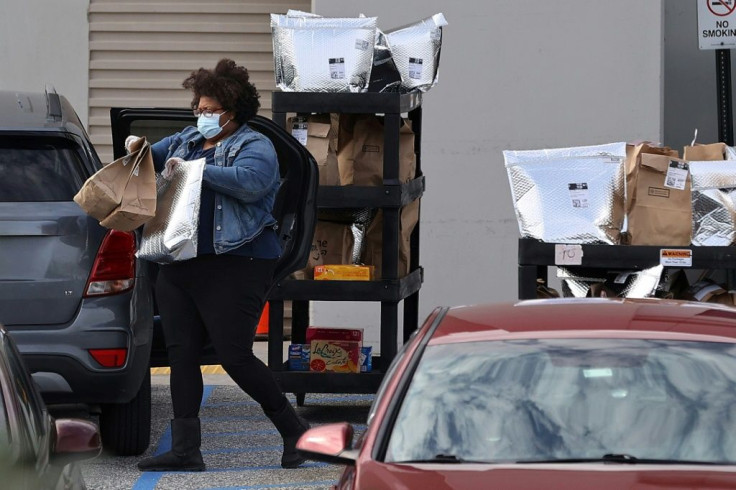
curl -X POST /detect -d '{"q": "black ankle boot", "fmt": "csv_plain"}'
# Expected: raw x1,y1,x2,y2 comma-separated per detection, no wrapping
265,400,310,468
137,418,206,472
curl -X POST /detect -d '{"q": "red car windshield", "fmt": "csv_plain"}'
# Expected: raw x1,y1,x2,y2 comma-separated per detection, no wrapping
385,338,736,464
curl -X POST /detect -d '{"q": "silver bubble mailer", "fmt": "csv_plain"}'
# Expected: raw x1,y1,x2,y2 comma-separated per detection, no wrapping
386,13,447,93
271,14,376,93
137,158,205,264
690,160,736,246
557,265,663,298
503,143,627,244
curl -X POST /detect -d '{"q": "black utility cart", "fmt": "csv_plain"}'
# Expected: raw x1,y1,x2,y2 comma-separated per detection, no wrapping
268,91,425,405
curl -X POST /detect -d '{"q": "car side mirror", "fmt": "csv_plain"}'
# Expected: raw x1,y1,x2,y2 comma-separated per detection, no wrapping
296,422,358,466
50,418,102,466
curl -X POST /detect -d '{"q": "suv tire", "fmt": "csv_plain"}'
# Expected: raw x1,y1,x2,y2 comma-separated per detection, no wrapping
99,370,151,456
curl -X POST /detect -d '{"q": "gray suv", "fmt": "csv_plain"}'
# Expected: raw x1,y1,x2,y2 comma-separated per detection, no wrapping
0,89,154,455
0,88,319,457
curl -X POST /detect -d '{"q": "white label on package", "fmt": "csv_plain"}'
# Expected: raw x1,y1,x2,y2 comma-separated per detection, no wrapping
664,161,689,190
355,39,370,51
568,183,589,208
408,57,423,79
291,119,308,146
329,58,346,79
555,244,584,266
660,249,693,267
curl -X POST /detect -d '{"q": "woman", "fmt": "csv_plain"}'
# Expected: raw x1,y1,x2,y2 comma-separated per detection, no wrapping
136,59,309,472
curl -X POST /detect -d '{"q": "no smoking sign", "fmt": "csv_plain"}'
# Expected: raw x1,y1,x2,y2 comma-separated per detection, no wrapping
699,0,736,49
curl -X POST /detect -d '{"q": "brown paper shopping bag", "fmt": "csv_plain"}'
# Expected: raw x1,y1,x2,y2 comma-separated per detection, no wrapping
341,115,416,186
288,114,341,186
361,199,420,279
625,142,678,214
73,137,151,222
293,220,355,279
683,142,727,161
627,154,691,245
99,141,156,231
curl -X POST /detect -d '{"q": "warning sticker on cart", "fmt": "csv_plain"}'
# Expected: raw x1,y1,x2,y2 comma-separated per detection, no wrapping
660,249,692,267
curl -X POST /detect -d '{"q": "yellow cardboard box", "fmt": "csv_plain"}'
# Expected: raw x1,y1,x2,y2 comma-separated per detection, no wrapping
313,264,374,281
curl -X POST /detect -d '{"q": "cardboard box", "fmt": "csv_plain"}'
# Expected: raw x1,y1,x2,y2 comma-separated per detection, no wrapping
306,327,363,373
314,264,374,281
287,344,310,371
310,340,361,373
306,327,363,344
360,346,373,373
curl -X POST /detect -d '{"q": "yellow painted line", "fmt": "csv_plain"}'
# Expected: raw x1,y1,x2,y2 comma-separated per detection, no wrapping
151,365,226,375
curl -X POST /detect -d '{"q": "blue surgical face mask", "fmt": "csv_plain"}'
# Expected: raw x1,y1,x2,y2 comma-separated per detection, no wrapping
197,112,226,139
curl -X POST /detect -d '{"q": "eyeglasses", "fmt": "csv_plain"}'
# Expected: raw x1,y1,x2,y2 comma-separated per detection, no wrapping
193,108,227,117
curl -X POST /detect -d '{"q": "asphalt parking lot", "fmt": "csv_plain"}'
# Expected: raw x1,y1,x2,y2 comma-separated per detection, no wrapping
81,343,373,490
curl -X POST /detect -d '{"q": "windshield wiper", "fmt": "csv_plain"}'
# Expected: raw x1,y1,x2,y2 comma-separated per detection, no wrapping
517,453,723,465
400,454,489,464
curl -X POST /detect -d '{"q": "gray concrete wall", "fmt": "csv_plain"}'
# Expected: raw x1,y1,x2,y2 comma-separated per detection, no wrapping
312,0,665,351
664,0,734,151
0,0,90,126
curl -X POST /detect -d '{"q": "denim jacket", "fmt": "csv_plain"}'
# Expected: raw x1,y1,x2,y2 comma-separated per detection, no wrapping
151,125,280,254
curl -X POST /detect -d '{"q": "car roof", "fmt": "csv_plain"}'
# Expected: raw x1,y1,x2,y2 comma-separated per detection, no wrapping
0,89,84,134
430,297,736,345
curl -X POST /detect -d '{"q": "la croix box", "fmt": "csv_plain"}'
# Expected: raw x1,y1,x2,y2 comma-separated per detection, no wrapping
306,327,363,373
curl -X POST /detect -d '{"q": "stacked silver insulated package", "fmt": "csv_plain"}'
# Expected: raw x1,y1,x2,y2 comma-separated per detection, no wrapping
690,160,736,246
385,13,447,93
503,142,627,244
270,12,447,93
271,14,377,92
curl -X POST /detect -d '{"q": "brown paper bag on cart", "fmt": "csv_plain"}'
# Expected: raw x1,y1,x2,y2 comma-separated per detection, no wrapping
336,113,358,185
292,220,355,279
683,142,727,161
97,139,156,231
627,154,691,246
288,114,341,186
361,199,419,279
74,137,153,222
341,115,416,186
625,142,678,215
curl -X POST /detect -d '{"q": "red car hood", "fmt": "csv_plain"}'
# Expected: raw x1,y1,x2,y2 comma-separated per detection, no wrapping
356,463,736,489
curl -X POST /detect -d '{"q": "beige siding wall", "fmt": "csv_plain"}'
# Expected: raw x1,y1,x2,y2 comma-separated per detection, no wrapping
88,0,309,163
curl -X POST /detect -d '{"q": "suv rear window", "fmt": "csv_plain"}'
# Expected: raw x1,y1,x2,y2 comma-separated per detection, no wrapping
0,135,87,202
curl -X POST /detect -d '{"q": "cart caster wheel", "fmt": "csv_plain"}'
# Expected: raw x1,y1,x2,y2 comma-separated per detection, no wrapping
296,393,306,407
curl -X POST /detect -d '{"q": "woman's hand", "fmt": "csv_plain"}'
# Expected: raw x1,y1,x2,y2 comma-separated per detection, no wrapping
125,135,143,154
162,157,185,180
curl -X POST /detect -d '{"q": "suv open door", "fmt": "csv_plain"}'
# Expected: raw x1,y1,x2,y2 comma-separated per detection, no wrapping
110,108,318,366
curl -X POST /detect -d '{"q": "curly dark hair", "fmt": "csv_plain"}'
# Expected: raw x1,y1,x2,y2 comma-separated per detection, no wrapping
182,58,260,124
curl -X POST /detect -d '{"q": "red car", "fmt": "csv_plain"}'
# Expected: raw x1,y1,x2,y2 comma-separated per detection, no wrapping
298,298,736,489
0,324,101,489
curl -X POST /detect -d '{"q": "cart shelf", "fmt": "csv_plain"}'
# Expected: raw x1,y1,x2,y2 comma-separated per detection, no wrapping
269,268,423,302
518,238,736,299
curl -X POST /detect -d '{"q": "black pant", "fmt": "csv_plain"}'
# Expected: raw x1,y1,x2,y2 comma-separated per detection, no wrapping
155,254,285,418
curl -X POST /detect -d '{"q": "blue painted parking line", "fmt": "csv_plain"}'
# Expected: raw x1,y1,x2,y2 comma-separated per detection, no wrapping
132,385,216,490
204,481,337,490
